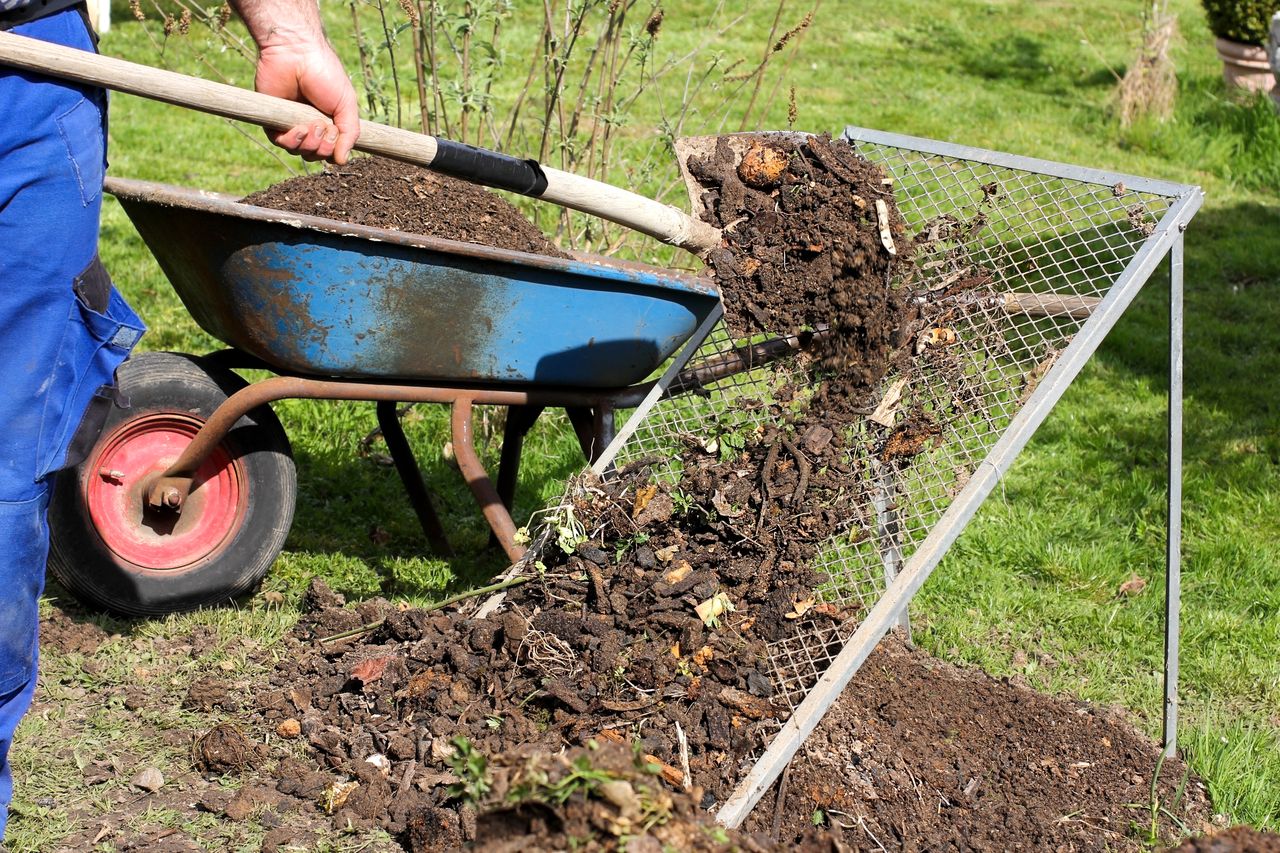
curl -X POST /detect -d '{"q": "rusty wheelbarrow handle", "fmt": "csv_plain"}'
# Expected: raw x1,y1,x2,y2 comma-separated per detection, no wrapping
0,30,721,257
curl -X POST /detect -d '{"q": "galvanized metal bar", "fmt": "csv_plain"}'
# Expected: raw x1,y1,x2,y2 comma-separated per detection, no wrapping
591,302,725,475
869,457,909,638
715,187,1204,829
841,126,1196,198
376,401,454,557
1163,232,1185,758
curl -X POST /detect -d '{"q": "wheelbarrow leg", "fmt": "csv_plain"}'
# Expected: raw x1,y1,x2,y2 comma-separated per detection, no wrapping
376,401,454,557
452,397,526,564
490,405,544,548
565,405,616,463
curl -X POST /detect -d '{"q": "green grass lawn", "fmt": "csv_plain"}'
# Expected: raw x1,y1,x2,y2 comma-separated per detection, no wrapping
26,0,1280,836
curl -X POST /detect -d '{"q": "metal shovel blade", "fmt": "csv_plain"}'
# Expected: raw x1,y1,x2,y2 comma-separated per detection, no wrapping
673,131,811,222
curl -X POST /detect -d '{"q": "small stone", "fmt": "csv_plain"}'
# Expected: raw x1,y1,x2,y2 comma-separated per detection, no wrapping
599,779,641,820
576,544,609,566
131,767,164,793
634,546,657,569
276,719,302,739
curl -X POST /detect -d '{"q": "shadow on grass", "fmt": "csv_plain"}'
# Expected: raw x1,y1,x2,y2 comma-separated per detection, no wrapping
896,23,1114,96
286,414,586,599
1092,201,1280,462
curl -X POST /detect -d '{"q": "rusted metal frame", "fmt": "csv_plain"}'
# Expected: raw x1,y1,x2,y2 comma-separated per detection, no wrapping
376,401,454,558
450,396,526,563
492,405,545,548
145,375,627,540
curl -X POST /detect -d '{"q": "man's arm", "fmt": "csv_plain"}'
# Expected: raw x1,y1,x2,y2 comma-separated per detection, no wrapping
230,0,359,164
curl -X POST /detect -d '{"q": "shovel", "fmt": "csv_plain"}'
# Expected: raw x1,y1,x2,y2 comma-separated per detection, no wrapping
0,29,721,257
672,132,810,223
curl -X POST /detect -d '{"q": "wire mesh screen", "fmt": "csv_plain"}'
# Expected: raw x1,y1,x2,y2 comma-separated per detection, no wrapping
529,128,1196,820
602,132,1187,714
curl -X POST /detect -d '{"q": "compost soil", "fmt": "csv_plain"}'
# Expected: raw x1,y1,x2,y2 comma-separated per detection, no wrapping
218,134,1214,851
685,133,914,397
242,156,569,258
1169,827,1280,852
234,586,1211,851
744,638,1210,850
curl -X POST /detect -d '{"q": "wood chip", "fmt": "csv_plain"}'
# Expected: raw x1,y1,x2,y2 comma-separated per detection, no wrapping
869,378,908,428
632,485,658,518
718,686,779,720
875,198,897,255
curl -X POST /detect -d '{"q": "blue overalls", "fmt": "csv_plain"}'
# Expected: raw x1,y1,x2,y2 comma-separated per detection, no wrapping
0,7,144,836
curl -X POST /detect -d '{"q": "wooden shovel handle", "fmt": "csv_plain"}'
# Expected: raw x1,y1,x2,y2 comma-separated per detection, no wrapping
0,30,720,256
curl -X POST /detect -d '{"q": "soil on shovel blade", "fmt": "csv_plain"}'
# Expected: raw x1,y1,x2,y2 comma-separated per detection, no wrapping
685,132,915,396
242,156,569,258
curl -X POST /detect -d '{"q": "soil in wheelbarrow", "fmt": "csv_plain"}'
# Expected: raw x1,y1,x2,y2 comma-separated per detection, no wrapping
242,156,570,258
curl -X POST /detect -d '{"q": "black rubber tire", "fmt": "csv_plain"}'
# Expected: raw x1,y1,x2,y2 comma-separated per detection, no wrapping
48,352,296,617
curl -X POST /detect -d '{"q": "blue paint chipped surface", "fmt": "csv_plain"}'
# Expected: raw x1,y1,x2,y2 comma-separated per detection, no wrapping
112,179,720,388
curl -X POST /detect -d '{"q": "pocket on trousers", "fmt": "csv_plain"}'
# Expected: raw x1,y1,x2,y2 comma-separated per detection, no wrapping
35,256,145,481
0,492,49,696
55,92,105,207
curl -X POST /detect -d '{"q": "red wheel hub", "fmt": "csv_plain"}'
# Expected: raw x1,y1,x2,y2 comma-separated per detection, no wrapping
86,412,246,571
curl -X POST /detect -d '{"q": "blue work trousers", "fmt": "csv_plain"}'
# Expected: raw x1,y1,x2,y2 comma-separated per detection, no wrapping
0,8,144,838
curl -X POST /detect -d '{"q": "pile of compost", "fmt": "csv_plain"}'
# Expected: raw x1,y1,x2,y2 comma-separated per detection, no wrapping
228,587,1209,851
686,132,914,396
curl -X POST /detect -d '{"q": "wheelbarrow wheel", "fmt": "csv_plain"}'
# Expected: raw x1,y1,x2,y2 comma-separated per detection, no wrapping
47,352,296,617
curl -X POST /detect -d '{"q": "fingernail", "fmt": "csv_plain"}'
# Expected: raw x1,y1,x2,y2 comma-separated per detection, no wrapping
325,129,339,144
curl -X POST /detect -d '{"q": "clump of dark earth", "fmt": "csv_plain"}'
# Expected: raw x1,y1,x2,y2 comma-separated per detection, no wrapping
193,722,258,774
242,156,569,258
1169,826,1280,852
38,602,110,656
685,133,915,399
435,743,834,853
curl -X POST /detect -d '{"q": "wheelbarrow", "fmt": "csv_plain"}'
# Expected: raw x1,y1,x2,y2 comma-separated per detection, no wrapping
47,177,820,617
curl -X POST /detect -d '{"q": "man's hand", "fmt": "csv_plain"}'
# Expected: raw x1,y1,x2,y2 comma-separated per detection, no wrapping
231,0,360,164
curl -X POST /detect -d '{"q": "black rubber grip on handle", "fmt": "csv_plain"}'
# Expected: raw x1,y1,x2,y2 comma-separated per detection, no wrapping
431,138,549,197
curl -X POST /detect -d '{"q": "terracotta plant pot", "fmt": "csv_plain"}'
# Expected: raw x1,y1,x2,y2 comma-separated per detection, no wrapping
1216,36,1276,91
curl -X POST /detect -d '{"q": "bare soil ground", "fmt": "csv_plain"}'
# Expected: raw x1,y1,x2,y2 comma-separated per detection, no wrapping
1169,826,1280,852
19,596,1234,852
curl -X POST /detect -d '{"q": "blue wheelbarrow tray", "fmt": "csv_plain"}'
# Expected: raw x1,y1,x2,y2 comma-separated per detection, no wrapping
104,177,721,388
